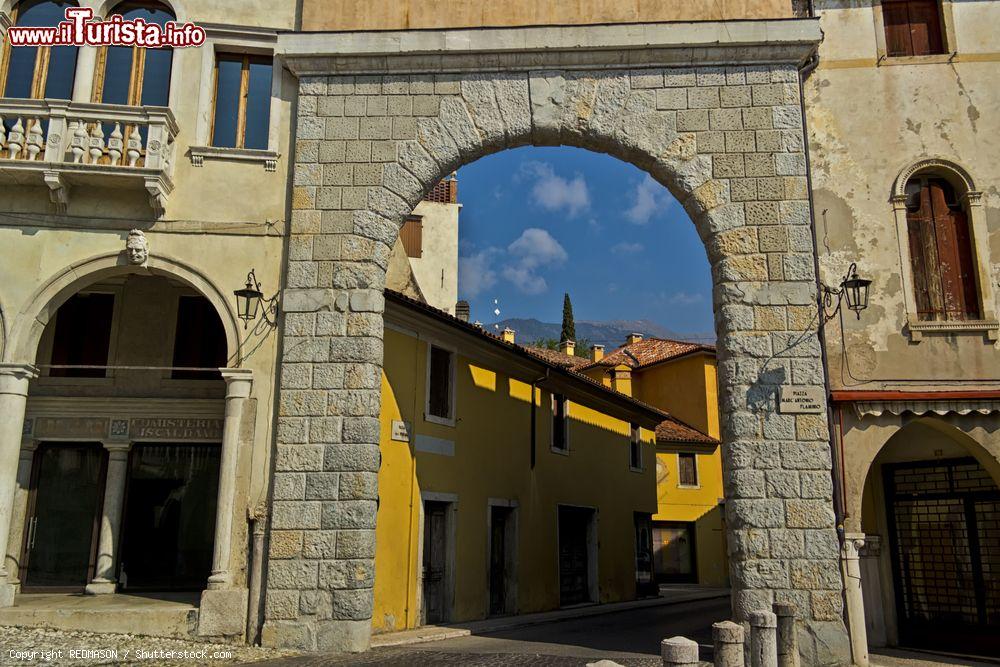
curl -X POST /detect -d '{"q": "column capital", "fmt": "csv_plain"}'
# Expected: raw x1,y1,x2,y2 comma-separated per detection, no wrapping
101,441,133,455
842,532,866,559
0,364,39,396
19,439,38,456
220,367,253,399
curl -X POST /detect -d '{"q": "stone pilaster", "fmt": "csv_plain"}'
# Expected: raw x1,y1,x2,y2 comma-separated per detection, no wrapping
0,363,37,607
85,442,132,595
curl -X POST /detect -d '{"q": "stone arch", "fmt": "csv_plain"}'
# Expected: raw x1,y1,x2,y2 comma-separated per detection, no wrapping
270,21,848,662
93,0,186,22
5,250,242,367
892,157,978,199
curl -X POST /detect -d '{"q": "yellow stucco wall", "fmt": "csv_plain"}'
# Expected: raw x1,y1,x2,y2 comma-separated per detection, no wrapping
373,327,657,633
301,0,795,31
633,354,729,586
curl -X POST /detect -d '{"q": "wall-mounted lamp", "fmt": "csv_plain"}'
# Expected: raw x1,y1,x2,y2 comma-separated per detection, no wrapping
234,269,278,329
823,263,872,322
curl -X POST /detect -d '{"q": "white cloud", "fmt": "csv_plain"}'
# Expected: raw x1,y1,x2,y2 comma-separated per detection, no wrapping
665,291,704,305
625,175,673,225
458,247,500,298
501,228,568,295
611,242,643,255
518,161,591,218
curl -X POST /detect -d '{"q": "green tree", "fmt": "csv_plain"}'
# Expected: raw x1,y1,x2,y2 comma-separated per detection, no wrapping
560,293,576,343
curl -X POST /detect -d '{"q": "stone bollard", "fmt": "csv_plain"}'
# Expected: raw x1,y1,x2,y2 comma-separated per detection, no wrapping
773,602,799,667
749,610,778,667
712,620,745,667
662,636,700,667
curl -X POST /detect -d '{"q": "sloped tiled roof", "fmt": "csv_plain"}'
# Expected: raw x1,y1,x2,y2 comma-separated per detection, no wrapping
577,337,715,371
656,417,719,445
525,346,591,370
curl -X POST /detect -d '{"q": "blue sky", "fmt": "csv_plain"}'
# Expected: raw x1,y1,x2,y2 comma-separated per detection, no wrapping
455,146,714,336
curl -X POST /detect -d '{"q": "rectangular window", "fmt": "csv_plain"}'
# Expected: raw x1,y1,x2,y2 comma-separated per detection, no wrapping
49,293,115,378
883,0,945,57
211,53,273,150
678,453,699,487
629,424,642,471
552,394,569,452
171,296,227,380
427,344,454,422
400,217,423,258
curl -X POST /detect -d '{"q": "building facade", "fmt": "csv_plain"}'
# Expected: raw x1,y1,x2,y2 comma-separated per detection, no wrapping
0,0,294,641
806,0,1000,661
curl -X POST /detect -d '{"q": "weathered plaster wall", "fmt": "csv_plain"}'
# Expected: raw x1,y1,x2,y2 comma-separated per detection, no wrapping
300,0,796,32
807,1,1000,390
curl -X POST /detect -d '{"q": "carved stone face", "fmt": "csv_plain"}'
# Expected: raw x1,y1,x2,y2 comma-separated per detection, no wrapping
126,231,148,266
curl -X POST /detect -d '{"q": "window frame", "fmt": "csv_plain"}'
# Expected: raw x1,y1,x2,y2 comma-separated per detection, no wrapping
550,393,570,455
677,452,700,489
629,423,643,473
209,51,272,151
91,1,176,107
873,0,957,65
424,340,457,427
891,159,997,341
0,0,80,101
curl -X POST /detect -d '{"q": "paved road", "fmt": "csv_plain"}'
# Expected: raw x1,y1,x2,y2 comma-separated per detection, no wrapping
252,597,731,666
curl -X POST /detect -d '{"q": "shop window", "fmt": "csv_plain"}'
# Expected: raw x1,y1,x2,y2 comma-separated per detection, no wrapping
49,292,115,377
400,216,423,258
551,394,569,452
882,0,945,57
211,53,272,150
678,452,699,488
629,424,642,471
426,344,454,423
94,1,175,107
171,295,227,379
905,176,979,321
0,0,79,100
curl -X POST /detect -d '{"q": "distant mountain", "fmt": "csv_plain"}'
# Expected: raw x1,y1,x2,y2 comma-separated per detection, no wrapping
489,318,715,348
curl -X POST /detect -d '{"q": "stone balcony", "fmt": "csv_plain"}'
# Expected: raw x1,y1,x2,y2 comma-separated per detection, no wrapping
0,99,178,217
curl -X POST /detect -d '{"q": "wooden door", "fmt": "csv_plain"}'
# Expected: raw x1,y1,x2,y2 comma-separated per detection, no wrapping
422,501,448,624
559,507,592,606
489,506,508,616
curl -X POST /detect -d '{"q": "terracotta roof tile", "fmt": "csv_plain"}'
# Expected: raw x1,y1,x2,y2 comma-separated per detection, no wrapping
656,418,719,445
578,337,715,371
524,346,590,369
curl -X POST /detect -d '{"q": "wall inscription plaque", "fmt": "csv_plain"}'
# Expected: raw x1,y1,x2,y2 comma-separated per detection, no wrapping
130,418,224,441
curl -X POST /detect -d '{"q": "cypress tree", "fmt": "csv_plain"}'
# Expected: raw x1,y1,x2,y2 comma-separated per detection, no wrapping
560,293,576,343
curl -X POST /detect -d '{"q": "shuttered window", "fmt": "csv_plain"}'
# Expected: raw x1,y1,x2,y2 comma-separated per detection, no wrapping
629,424,642,471
552,394,569,452
678,453,699,487
400,217,423,258
905,177,979,322
427,344,454,421
883,0,945,57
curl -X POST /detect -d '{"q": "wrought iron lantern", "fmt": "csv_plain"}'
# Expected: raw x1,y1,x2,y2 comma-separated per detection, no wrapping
823,262,872,322
234,269,277,329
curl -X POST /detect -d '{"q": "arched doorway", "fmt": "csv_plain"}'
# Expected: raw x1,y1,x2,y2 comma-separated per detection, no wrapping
266,19,848,662
858,419,1000,655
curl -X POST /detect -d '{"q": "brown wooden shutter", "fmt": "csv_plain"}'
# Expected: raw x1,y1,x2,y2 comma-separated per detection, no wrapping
400,217,423,258
883,1,914,56
906,0,944,56
907,184,940,319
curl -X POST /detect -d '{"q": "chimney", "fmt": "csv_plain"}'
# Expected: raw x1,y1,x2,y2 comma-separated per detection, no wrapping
627,333,643,345
501,328,516,344
558,340,576,357
611,365,632,397
591,344,604,362
455,300,470,322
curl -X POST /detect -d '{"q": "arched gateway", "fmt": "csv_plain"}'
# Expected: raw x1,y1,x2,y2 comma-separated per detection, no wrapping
268,20,850,663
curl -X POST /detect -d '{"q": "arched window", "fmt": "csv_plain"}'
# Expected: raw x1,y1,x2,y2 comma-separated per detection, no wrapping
94,1,174,106
0,0,79,100
904,174,979,321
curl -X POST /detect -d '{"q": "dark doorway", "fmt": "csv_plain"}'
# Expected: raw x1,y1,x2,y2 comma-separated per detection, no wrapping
119,443,220,591
21,443,106,591
558,506,595,606
653,521,697,583
489,505,516,616
634,512,656,597
884,457,1000,656
422,500,450,624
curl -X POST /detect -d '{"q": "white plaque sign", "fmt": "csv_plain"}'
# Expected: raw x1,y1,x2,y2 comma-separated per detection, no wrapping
779,386,824,414
390,420,411,442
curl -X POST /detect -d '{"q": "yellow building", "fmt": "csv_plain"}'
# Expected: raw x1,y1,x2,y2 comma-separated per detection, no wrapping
372,291,669,632
576,336,728,587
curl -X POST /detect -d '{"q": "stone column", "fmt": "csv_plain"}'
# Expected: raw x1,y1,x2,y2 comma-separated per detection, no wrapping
0,364,37,607
208,368,253,589
661,636,699,667
842,533,869,667
71,46,97,103
85,442,132,595
750,610,778,667
773,602,799,667
713,620,746,667
5,439,38,593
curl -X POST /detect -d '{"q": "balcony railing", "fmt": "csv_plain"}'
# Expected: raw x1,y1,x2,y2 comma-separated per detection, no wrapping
0,99,178,217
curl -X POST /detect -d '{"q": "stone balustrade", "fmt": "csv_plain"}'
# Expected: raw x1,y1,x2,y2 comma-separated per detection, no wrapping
0,98,177,216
